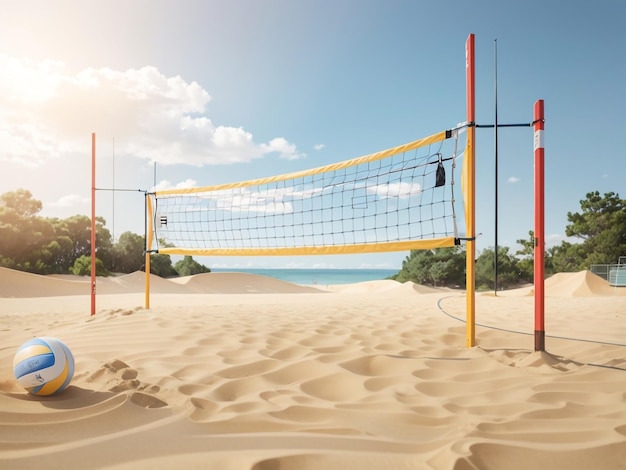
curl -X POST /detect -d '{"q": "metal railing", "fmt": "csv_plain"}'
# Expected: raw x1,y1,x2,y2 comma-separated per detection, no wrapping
590,263,626,286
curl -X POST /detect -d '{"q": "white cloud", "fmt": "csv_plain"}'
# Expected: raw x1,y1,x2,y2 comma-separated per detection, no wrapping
508,176,520,183
213,188,294,214
156,185,297,214
40,193,90,219
47,193,89,207
152,178,198,192
261,137,305,161
367,182,422,199
314,144,325,151
0,53,302,167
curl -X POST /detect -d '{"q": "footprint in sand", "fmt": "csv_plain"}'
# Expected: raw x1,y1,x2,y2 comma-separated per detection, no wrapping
88,359,166,407
130,391,168,408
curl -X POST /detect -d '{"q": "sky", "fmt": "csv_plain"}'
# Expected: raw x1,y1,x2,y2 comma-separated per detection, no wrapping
1,0,624,270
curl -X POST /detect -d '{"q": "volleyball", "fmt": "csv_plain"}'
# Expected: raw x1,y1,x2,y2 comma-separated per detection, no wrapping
13,337,75,396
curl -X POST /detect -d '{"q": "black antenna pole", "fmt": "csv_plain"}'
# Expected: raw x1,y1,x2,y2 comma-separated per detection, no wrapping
494,38,499,295
112,136,115,242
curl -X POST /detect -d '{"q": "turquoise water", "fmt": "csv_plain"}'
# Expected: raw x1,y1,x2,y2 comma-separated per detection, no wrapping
210,268,398,285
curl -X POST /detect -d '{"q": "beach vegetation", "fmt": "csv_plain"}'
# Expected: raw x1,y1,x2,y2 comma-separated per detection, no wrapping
174,255,211,276
392,192,624,289
475,246,524,290
150,253,179,277
514,230,556,283
70,255,109,276
556,191,626,268
109,232,145,273
0,190,206,277
393,247,465,287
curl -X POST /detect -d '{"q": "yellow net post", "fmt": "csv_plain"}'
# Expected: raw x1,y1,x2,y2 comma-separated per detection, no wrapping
145,193,154,310
465,33,476,348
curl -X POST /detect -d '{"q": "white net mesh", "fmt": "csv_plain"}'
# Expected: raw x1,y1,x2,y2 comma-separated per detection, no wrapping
149,127,466,256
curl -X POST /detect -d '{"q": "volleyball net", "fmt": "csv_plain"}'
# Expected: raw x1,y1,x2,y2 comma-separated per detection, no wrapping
146,126,468,258
138,33,479,349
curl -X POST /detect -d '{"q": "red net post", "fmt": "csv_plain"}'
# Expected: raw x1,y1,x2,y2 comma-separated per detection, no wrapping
533,100,545,351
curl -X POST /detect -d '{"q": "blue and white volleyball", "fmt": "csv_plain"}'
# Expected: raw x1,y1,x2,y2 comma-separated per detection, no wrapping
13,337,75,396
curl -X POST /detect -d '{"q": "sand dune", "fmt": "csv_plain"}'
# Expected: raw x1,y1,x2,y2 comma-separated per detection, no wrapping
174,272,325,294
2,266,622,298
543,270,626,296
0,267,325,298
502,270,626,298
1,268,625,469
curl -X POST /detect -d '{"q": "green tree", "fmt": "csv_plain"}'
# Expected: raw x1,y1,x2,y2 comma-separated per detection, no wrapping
46,218,82,272
110,232,145,273
551,241,588,272
429,260,448,287
26,238,72,274
515,231,535,282
0,189,52,266
394,249,433,284
70,255,109,276
475,246,522,291
174,255,211,276
62,215,112,263
557,191,626,269
393,246,465,286
514,230,554,282
21,215,111,274
150,253,178,277
0,188,42,217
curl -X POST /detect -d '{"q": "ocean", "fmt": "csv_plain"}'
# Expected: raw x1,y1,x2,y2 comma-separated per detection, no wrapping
209,268,399,285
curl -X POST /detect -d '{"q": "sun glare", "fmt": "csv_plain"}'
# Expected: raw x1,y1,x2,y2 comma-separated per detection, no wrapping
1,54,62,104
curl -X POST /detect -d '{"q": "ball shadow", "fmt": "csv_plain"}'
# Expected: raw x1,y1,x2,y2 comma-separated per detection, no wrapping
5,385,116,409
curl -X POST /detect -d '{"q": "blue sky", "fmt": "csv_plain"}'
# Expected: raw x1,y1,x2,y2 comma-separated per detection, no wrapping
1,0,624,270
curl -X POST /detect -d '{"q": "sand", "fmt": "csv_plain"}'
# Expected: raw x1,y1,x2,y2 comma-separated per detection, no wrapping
1,267,625,469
